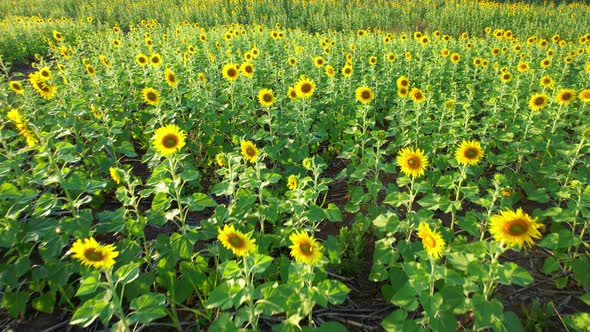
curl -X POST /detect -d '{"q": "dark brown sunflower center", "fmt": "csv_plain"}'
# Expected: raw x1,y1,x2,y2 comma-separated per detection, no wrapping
167,74,176,82
414,92,423,99
464,148,479,159
245,66,252,73
503,74,510,80
345,68,351,74
534,97,545,106
228,234,244,248
317,59,323,65
407,156,421,169
361,91,371,100
245,147,256,157
301,83,312,93
400,80,408,87
147,92,157,101
84,248,105,262
227,68,237,77
561,93,572,101
263,94,273,102
152,57,160,64
139,57,146,63
506,219,529,235
299,242,312,255
162,134,179,148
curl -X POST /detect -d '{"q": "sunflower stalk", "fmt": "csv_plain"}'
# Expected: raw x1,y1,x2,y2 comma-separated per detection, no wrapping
168,155,188,234
104,269,131,332
482,244,504,301
450,165,467,230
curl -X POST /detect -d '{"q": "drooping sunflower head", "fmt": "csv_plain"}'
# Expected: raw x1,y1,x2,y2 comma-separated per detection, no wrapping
29,72,56,100
417,222,446,260
397,147,428,178
294,76,315,98
152,124,187,157
355,86,375,104
70,237,119,269
410,87,426,103
257,88,275,107
142,87,160,106
528,93,549,111
165,68,178,87
240,140,259,163
455,140,484,166
222,63,239,81
289,230,323,265
489,208,543,249
218,224,256,256
85,64,96,76
9,81,24,94
109,167,121,184
555,89,576,106
287,175,298,190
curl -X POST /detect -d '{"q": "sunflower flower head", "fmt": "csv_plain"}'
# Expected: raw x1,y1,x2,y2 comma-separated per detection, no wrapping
109,167,121,184
397,147,428,178
142,87,160,106
455,140,484,166
294,75,316,98
152,124,187,157
555,89,576,106
287,175,298,190
289,230,323,265
257,88,275,107
9,81,24,94
218,224,256,256
241,140,259,163
417,222,446,260
355,86,375,104
489,208,543,249
70,237,119,269
528,93,549,111
222,63,240,81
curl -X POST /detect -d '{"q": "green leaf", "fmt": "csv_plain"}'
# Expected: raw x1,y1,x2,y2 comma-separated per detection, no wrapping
572,256,590,288
417,193,440,210
496,262,534,287
308,204,325,222
381,309,417,332
70,297,110,327
502,311,524,332
32,291,56,314
187,193,216,211
2,291,29,318
221,260,241,279
316,279,350,306
205,282,237,310
538,230,581,250
580,293,590,306
114,263,140,285
76,271,102,297
250,254,274,275
207,313,238,332
565,313,590,332
170,233,194,259
471,294,503,330
325,203,342,222
128,293,167,324
390,282,418,311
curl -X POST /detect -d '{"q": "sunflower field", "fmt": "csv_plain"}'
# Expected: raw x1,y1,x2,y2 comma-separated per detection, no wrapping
1,0,590,331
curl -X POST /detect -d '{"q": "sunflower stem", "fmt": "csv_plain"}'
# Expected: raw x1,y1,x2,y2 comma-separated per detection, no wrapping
168,156,186,234
105,270,130,332
429,258,436,296
451,165,467,230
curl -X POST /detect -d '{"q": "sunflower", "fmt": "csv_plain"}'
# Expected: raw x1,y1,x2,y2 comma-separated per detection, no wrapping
52,30,63,42
70,237,119,269
289,230,323,265
29,73,56,100
7,109,37,146
416,223,445,260
500,72,512,83
99,55,111,67
341,65,353,77
152,124,187,157
555,89,576,106
241,62,254,78
136,53,148,66
368,56,377,65
455,140,484,165
165,68,178,87
528,93,549,111
325,65,335,77
39,67,52,80
241,140,259,163
396,76,410,89
257,88,275,107
9,81,24,94
287,86,298,100
489,208,543,249
313,56,325,68
218,224,256,256
517,62,529,72
386,52,396,62
579,89,590,103
397,87,408,98
112,39,121,48
397,147,428,178
441,48,450,57
294,76,315,98
540,58,551,69
222,63,239,81
288,57,297,66
149,53,162,66
540,76,554,88
287,175,298,190
215,153,226,167
410,88,426,103
142,87,160,106
355,86,375,104
450,53,461,63
109,167,121,184
85,64,96,76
